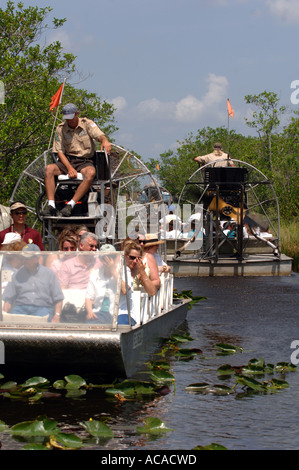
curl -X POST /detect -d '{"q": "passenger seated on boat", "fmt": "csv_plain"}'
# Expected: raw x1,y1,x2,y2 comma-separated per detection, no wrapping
142,234,171,274
57,233,100,289
118,241,156,325
223,221,236,238
85,247,119,324
0,201,45,250
43,103,112,217
161,220,183,240
0,233,27,288
2,244,64,322
48,234,78,278
127,238,161,293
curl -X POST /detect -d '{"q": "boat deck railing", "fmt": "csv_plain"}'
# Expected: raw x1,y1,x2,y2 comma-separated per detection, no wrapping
132,273,174,326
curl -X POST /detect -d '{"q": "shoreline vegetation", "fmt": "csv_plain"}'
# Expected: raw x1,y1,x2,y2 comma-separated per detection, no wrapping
281,221,298,272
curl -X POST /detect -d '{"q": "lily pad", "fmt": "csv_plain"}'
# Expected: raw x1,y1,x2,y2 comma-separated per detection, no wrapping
217,364,236,376
150,370,175,384
216,343,242,354
137,417,173,435
185,382,209,393
64,375,87,389
105,380,156,398
269,378,289,389
0,420,9,432
11,417,58,436
50,432,83,449
193,442,228,450
21,377,50,388
234,375,266,392
80,419,114,438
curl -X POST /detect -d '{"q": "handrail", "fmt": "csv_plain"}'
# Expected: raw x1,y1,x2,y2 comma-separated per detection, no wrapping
132,273,174,326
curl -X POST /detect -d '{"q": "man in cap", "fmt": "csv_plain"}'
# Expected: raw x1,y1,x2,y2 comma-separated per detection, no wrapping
3,244,64,321
194,143,234,167
43,103,112,217
0,201,44,250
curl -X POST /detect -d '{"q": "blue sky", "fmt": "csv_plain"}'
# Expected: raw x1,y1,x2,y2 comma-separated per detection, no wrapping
18,0,299,161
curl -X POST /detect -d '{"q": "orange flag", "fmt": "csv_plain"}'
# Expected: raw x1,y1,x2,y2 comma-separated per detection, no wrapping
49,83,64,111
227,98,234,118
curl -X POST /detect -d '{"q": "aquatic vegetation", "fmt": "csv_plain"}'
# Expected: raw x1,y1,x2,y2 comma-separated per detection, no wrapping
80,419,114,438
186,353,296,397
137,417,173,435
173,289,206,309
193,442,228,450
0,334,297,450
215,343,244,355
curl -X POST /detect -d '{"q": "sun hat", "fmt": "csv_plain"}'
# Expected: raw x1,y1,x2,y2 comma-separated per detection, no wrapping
99,243,116,252
62,103,78,120
10,201,27,212
2,232,22,245
143,234,165,248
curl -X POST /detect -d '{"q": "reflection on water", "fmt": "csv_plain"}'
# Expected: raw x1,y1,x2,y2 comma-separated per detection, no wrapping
0,274,298,450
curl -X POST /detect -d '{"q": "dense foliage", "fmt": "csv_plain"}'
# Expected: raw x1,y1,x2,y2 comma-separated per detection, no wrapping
0,1,117,202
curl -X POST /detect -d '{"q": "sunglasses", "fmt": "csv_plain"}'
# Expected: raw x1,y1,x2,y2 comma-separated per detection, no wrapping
14,211,27,216
127,255,141,261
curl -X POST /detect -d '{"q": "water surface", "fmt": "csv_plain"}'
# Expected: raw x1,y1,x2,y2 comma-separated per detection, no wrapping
0,274,298,450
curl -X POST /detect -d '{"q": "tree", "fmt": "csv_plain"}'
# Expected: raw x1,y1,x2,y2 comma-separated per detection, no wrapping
244,91,286,172
0,2,117,203
272,112,299,219
148,126,253,200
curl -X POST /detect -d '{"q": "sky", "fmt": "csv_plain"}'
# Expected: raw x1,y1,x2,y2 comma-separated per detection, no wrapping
15,0,299,161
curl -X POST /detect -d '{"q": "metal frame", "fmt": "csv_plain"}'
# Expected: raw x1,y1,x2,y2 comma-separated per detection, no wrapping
176,159,281,261
10,144,166,249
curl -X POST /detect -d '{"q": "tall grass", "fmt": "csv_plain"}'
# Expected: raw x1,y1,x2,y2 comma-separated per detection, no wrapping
280,220,299,273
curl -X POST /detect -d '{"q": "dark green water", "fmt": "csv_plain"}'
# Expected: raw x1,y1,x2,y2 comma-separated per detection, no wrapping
0,273,298,450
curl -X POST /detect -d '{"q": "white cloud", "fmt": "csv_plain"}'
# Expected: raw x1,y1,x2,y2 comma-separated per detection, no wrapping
136,73,228,123
109,96,127,112
266,0,299,22
48,30,73,50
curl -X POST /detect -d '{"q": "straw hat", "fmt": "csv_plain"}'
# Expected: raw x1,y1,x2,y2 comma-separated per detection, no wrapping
143,234,165,248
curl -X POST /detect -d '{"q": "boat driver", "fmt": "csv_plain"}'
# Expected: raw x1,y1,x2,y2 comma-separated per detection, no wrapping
194,143,234,167
43,103,112,217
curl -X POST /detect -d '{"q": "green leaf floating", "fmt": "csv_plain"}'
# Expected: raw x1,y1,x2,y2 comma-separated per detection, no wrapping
216,343,243,354
11,417,58,436
80,419,114,438
21,377,50,388
105,380,157,398
137,417,173,434
234,375,266,392
51,432,83,449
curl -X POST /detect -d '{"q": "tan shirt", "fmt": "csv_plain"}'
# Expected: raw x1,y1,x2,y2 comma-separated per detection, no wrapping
53,117,105,158
195,150,231,167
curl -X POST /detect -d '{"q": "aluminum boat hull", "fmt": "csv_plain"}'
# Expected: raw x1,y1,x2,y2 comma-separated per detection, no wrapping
0,299,189,379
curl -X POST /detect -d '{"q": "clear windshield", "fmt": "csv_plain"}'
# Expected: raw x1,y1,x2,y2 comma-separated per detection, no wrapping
0,251,124,327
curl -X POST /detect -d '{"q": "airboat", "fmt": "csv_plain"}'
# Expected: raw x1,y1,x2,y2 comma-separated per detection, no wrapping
166,159,292,277
0,145,189,379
